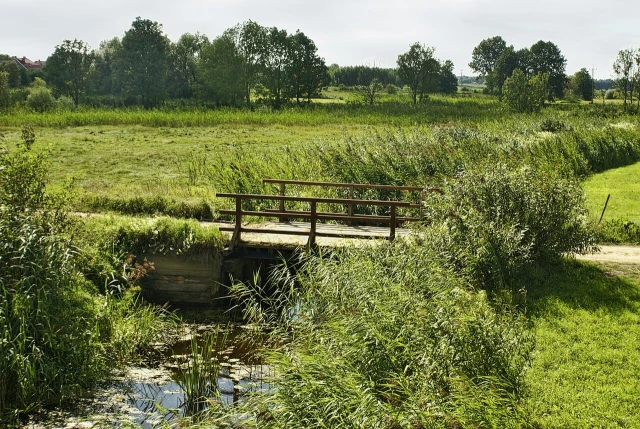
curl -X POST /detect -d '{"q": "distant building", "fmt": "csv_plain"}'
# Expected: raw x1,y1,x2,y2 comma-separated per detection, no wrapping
12,56,45,70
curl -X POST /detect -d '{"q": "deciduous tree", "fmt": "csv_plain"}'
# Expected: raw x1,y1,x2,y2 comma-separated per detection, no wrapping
569,68,594,101
45,39,94,105
469,36,507,82
168,32,209,99
397,42,439,104
502,69,548,113
120,17,170,108
529,41,566,101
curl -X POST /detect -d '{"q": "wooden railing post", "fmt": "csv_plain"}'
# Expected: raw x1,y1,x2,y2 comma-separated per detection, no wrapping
348,185,354,225
231,196,242,250
389,205,396,241
279,183,286,222
308,201,317,248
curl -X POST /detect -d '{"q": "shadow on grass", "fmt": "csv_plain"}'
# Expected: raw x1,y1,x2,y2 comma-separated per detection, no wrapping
522,258,640,317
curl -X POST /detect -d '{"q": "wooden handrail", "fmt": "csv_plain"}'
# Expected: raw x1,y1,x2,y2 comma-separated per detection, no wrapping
216,192,421,249
216,193,418,207
263,178,425,192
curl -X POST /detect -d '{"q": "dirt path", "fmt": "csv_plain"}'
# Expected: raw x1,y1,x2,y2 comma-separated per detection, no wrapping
576,245,640,264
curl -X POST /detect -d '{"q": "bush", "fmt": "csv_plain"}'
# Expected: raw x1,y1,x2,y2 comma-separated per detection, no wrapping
26,86,54,113
421,163,596,288
605,89,616,100
55,95,76,111
0,145,103,418
385,83,397,94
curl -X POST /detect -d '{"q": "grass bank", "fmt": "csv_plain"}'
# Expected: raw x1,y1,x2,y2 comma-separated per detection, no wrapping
584,161,640,243
526,260,640,427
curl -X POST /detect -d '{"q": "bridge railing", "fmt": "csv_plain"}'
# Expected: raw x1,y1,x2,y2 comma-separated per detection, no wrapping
262,179,427,222
216,192,422,249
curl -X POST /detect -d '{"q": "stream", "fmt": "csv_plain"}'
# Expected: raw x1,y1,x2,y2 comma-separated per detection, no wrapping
25,325,271,428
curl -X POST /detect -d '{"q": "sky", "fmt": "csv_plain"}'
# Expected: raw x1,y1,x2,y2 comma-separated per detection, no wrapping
1,0,639,79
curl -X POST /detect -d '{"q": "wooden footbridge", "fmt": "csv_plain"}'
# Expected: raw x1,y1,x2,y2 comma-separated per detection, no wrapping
216,179,430,251
147,179,434,304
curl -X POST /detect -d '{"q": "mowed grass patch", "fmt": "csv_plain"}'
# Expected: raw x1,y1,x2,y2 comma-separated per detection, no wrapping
0,124,359,203
526,259,640,428
583,161,640,223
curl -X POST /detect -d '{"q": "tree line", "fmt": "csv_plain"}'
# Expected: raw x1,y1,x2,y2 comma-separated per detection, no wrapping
0,17,462,110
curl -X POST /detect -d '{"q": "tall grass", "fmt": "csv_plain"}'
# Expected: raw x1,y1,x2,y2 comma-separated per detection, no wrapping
0,137,176,422
212,163,595,428
178,329,229,417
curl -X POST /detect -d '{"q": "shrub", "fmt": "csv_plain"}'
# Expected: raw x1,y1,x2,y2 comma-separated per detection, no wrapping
26,86,54,113
0,145,103,418
605,89,616,100
421,163,596,288
385,83,398,94
55,95,76,111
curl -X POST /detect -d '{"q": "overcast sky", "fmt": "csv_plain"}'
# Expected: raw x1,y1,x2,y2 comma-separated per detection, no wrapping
2,0,639,78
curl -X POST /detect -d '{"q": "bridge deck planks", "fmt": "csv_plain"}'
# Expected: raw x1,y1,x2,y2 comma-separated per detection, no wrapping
206,221,412,249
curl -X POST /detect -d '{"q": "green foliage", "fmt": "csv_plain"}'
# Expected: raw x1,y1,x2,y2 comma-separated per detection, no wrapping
397,42,440,104
45,39,94,105
0,71,9,110
55,95,76,111
570,68,594,101
0,144,103,418
26,81,54,113
359,77,382,105
229,241,535,427
422,163,596,288
121,17,170,108
469,35,507,80
529,40,567,100
502,70,549,113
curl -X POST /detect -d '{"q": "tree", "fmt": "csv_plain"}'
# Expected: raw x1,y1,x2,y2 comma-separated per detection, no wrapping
397,43,440,104
89,38,123,97
260,27,290,109
168,32,209,99
120,17,170,108
197,33,245,105
438,60,458,94
26,78,54,113
502,69,548,113
469,36,507,81
613,48,635,112
0,72,9,110
0,55,21,88
237,21,268,106
490,46,526,95
529,41,566,101
45,39,94,106
569,68,594,101
287,31,327,103
360,78,383,105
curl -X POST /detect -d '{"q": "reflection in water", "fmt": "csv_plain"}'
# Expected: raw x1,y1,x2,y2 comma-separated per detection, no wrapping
124,328,272,428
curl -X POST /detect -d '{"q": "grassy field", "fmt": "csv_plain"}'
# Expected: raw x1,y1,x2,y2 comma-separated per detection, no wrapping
584,160,640,223
527,259,640,427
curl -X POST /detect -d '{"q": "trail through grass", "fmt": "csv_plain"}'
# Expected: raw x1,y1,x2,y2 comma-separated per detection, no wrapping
526,259,640,428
